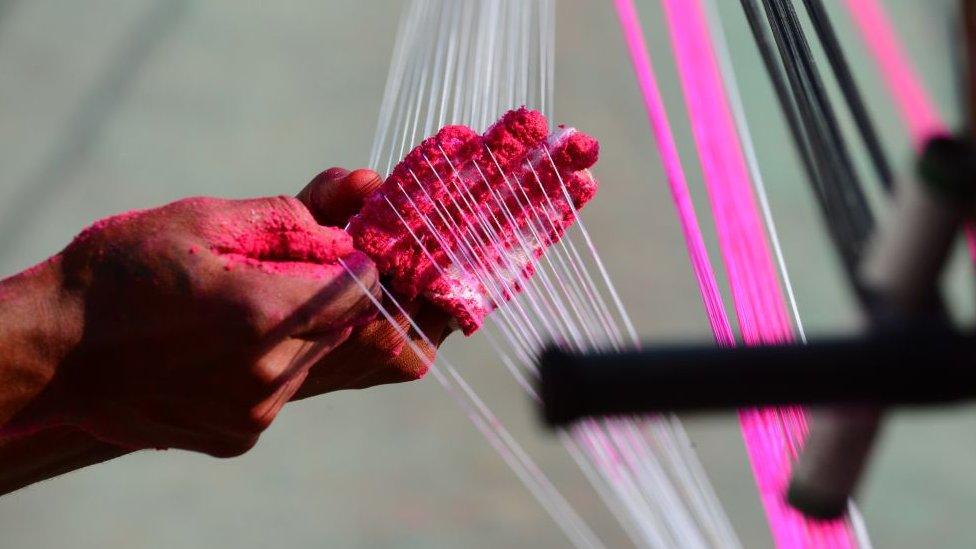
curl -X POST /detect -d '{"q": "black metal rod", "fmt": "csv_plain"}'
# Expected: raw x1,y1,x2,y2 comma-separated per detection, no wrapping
538,328,976,426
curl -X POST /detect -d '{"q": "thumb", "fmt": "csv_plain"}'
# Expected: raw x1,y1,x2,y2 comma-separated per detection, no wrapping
297,167,382,227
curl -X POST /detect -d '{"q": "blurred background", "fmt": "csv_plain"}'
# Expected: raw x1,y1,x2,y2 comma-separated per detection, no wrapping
0,0,973,547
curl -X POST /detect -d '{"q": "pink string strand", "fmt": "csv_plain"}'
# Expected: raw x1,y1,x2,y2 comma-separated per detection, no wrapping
611,0,736,346
615,0,862,545
840,0,976,259
660,1,859,547
841,0,947,147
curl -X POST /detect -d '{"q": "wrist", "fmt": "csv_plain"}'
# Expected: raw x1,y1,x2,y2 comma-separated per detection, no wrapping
0,256,84,432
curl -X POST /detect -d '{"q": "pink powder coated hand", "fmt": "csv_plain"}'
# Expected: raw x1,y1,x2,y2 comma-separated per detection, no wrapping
0,194,379,458
0,167,456,495
348,107,600,334
294,167,454,397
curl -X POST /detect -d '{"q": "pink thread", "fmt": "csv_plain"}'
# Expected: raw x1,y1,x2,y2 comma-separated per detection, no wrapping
348,108,600,334
842,0,976,280
612,0,735,346
617,0,860,545
661,1,858,546
842,0,946,147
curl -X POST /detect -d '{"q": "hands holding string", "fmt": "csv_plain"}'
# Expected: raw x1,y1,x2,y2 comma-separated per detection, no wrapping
0,167,452,494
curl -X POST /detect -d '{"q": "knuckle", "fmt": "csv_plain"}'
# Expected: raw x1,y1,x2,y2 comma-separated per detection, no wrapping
245,406,276,432
249,356,286,391
268,195,313,222
162,197,225,233
224,400,278,435
344,251,380,293
232,302,273,343
168,196,218,212
349,249,378,276
206,435,259,458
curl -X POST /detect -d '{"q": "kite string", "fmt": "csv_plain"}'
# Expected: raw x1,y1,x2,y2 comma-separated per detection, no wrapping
362,4,620,546
369,2,743,546
659,1,845,546
417,125,735,546
615,0,868,545
666,1,888,547
700,0,807,344
611,0,735,346
427,145,722,548
664,0,875,546
841,0,946,147
666,0,800,528
339,260,607,549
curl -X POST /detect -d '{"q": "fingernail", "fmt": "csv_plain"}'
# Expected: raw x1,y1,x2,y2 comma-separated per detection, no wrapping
341,169,382,199
320,167,350,183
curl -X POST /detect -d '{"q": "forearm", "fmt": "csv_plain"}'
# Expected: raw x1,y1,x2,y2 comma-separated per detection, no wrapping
0,257,108,494
0,172,415,492
0,257,79,431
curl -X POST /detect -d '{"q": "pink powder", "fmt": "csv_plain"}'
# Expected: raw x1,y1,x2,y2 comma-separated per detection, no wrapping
348,107,600,334
69,197,354,280
209,198,353,279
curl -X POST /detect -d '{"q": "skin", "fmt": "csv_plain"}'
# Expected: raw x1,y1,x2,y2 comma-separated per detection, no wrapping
0,168,451,494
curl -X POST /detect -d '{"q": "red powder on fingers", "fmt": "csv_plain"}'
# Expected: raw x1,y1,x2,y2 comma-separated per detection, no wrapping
348,108,600,334
209,199,355,278
57,196,361,288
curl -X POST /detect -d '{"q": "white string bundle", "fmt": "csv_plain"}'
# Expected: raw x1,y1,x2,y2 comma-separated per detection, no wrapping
348,1,744,546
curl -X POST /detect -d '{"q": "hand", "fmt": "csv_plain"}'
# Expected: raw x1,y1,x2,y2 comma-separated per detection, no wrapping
10,194,379,457
293,167,453,398
0,166,454,495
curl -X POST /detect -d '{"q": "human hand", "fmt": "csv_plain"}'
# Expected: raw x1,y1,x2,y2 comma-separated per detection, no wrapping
34,194,378,456
293,167,453,398
0,164,450,480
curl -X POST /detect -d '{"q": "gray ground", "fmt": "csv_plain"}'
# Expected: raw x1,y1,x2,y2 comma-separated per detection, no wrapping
0,0,973,547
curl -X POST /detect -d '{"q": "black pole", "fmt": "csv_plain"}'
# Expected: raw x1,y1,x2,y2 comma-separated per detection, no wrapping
538,327,976,427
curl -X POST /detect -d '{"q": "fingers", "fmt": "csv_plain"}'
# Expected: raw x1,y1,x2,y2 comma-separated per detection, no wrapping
341,302,452,389
195,196,381,344
290,298,454,399
207,247,379,347
212,334,347,453
246,329,349,397
297,167,382,226
96,336,347,457
265,247,379,341
392,303,453,379
80,401,259,458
